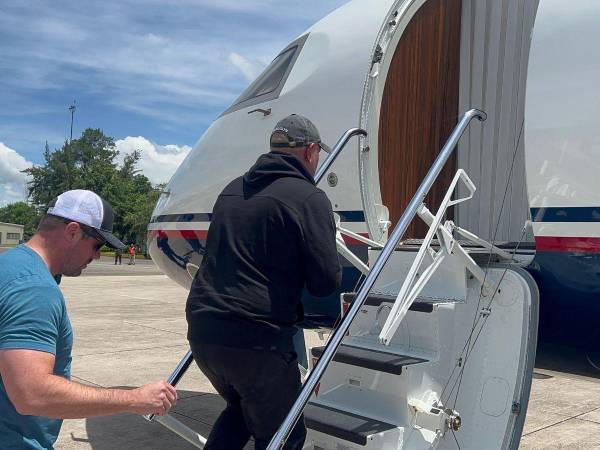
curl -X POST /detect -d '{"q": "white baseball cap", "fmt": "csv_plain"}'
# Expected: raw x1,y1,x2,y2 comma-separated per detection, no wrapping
47,189,125,249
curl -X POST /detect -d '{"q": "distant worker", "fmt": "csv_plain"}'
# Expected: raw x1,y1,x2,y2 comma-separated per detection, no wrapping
186,114,342,449
114,246,122,265
0,190,177,450
128,243,136,265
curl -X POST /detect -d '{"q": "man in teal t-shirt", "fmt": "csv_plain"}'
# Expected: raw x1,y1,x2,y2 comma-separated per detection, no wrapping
0,245,73,449
0,190,177,450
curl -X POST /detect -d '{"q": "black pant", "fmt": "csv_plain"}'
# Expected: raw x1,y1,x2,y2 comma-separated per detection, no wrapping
190,343,306,450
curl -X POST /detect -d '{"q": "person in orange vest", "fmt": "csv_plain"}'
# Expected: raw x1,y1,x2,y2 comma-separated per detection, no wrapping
127,243,136,265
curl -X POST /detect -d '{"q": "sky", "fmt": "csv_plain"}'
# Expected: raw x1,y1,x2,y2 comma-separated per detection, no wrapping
0,0,349,206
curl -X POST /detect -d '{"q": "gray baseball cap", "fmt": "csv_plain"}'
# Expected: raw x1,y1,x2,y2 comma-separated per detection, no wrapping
47,189,125,249
270,114,331,153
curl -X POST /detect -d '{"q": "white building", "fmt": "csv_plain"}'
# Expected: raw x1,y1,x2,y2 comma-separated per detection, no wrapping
0,222,24,245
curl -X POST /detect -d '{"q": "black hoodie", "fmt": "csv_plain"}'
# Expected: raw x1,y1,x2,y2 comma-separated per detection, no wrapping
186,151,342,352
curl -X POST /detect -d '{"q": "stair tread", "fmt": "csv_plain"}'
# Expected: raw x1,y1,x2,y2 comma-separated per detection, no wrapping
305,402,396,446
310,343,428,375
369,238,535,250
342,292,435,312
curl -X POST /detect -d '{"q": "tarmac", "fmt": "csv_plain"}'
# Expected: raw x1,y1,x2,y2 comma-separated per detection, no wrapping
45,256,600,449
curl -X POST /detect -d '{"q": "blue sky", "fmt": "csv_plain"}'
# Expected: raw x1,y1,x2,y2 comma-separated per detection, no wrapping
0,0,348,205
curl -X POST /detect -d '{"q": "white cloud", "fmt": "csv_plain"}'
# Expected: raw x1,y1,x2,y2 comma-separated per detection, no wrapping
228,52,266,81
0,137,189,205
0,142,33,206
115,136,191,185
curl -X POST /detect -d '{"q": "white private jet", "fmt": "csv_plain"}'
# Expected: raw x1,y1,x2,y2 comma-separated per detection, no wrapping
145,0,599,448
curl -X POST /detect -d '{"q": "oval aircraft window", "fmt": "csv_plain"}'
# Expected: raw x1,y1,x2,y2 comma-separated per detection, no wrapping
220,34,309,116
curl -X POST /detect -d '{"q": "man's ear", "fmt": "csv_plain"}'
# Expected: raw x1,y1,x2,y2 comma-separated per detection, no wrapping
304,146,312,163
64,222,82,244
306,143,318,162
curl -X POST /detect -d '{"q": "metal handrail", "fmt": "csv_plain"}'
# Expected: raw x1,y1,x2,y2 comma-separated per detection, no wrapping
315,128,367,183
266,108,487,450
145,349,194,421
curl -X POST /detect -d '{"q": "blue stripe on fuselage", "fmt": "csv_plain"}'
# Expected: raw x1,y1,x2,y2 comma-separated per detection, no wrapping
530,207,600,222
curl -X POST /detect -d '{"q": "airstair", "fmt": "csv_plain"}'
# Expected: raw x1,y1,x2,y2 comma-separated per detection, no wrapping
148,109,539,450
302,251,537,449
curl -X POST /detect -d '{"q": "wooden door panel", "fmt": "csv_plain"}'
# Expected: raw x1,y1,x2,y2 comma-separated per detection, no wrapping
378,0,461,239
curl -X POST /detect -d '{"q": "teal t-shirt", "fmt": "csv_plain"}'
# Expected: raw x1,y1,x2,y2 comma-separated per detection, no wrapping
0,245,73,450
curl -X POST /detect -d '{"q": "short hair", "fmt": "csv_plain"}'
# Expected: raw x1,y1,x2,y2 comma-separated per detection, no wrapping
270,131,307,152
271,131,290,150
37,214,67,233
37,215,104,244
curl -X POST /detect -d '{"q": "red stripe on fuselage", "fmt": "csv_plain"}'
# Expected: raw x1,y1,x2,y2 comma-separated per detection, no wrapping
341,233,371,246
147,229,208,239
535,236,600,253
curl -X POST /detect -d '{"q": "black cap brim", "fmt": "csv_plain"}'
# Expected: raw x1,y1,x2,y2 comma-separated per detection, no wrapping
319,142,332,154
96,229,126,250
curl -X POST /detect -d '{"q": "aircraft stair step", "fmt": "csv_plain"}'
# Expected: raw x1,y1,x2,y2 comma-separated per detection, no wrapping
310,344,428,375
342,292,440,313
305,402,397,446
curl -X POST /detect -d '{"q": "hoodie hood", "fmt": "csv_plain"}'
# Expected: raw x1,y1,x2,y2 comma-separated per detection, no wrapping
243,151,315,188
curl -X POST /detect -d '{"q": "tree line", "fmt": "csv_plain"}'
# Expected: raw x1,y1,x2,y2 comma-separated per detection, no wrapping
0,129,164,249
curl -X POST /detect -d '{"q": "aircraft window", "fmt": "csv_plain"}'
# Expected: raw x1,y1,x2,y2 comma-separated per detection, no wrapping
236,48,296,103
221,34,308,116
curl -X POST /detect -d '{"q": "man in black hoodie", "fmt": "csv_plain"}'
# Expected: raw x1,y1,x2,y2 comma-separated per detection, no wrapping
186,114,342,450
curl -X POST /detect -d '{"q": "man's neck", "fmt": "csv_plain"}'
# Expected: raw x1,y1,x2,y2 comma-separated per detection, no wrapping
26,235,61,276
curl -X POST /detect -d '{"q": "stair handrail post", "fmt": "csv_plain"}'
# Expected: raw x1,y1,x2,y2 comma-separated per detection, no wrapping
145,349,194,422
314,128,368,184
266,108,487,450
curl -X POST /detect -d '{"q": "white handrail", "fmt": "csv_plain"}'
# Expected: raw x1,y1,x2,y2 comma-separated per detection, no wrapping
379,169,479,344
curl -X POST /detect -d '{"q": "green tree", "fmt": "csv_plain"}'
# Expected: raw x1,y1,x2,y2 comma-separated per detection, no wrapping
0,202,40,238
25,130,119,207
122,183,164,253
24,129,159,246
111,150,157,246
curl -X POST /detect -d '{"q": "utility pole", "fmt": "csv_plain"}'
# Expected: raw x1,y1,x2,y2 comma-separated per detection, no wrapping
69,100,76,142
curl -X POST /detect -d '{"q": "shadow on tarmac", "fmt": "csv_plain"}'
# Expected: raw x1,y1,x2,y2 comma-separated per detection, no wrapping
535,342,600,380
77,390,254,450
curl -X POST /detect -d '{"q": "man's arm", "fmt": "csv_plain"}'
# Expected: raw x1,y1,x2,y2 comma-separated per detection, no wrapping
301,191,342,296
0,348,176,419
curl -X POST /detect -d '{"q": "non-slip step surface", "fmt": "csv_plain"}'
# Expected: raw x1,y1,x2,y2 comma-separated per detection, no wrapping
305,402,396,446
310,344,428,375
342,292,434,313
